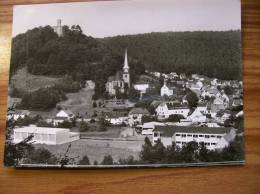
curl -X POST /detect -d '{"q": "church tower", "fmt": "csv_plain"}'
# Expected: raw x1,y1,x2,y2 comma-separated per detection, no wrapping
122,49,130,87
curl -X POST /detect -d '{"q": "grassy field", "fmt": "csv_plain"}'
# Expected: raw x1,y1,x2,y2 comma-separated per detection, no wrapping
57,87,95,118
34,138,144,164
10,67,63,92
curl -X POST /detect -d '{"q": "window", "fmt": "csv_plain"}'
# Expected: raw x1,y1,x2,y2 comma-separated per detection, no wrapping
199,135,204,137
211,135,215,138
187,134,192,137
205,135,210,138
217,136,222,139
193,135,198,138
181,134,186,138
211,143,216,145
176,134,180,136
154,132,159,137
176,141,181,144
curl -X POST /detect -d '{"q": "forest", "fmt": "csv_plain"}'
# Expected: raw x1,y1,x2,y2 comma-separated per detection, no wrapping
102,31,242,80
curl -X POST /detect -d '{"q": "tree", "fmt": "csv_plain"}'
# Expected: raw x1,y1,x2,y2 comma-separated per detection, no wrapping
4,107,35,166
28,148,57,164
186,90,199,108
79,121,89,132
167,114,184,122
93,101,97,108
101,155,113,165
139,137,153,163
141,115,154,123
78,155,90,165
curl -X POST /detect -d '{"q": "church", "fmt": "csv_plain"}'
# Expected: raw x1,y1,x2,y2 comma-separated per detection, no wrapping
105,49,130,96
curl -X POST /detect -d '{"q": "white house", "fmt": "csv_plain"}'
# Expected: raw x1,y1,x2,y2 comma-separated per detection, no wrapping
134,83,149,94
152,126,236,150
128,107,150,127
13,126,79,145
160,81,175,97
141,122,165,135
53,109,75,126
187,108,207,123
7,110,31,121
85,80,95,89
155,103,190,119
104,111,128,125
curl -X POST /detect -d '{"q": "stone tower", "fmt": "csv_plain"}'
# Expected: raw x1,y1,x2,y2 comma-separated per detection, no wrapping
122,49,130,87
54,19,63,37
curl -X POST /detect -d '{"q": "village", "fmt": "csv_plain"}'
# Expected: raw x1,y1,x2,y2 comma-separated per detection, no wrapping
9,48,243,164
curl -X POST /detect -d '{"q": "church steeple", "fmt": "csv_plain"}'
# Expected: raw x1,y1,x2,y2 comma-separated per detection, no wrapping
122,48,130,86
123,49,129,72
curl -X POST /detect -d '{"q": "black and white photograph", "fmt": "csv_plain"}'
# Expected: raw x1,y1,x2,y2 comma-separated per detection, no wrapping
4,0,244,168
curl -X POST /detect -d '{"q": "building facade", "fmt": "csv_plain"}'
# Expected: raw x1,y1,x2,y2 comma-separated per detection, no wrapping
153,126,236,150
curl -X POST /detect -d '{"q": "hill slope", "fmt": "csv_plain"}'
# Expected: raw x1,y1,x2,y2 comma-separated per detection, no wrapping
102,31,242,80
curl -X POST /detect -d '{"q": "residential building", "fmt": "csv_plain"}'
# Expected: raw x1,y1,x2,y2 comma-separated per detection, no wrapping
8,110,31,121
141,122,165,135
104,111,128,125
128,107,150,127
155,102,190,119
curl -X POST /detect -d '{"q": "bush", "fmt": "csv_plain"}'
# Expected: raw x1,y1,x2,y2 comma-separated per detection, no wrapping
79,121,89,132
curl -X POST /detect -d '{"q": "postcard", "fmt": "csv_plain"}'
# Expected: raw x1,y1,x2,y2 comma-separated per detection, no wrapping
4,0,244,168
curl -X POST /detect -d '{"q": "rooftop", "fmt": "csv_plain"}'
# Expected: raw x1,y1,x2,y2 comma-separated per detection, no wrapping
154,125,232,137
14,126,70,134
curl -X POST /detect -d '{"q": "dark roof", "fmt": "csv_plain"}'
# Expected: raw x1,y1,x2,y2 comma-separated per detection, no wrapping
105,111,128,118
129,108,150,115
154,125,232,137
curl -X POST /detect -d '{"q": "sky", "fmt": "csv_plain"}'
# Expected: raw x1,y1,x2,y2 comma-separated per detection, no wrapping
12,0,241,38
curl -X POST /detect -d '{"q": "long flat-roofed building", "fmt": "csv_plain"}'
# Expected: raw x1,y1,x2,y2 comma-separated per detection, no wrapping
153,126,236,150
13,126,79,145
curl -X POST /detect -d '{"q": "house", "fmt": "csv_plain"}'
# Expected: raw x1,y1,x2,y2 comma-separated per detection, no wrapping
187,108,207,123
201,86,220,99
53,109,75,126
106,49,130,95
134,82,149,94
211,78,218,86
7,110,31,121
155,102,190,119
232,98,243,107
160,81,175,97
128,107,150,127
197,103,208,114
104,111,128,125
210,104,225,118
179,73,186,80
13,126,79,145
152,125,236,150
85,80,95,89
141,122,165,135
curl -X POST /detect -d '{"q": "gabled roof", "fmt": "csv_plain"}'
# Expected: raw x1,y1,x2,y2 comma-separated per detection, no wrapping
129,107,150,115
154,125,232,137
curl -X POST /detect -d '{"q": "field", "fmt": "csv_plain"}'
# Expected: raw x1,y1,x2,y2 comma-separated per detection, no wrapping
10,67,63,92
34,138,144,164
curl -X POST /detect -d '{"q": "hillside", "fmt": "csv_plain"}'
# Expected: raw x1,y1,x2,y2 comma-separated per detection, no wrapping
102,31,242,80
10,25,145,98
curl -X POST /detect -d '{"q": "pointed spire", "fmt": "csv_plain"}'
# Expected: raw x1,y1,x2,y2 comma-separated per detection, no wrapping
123,48,129,70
